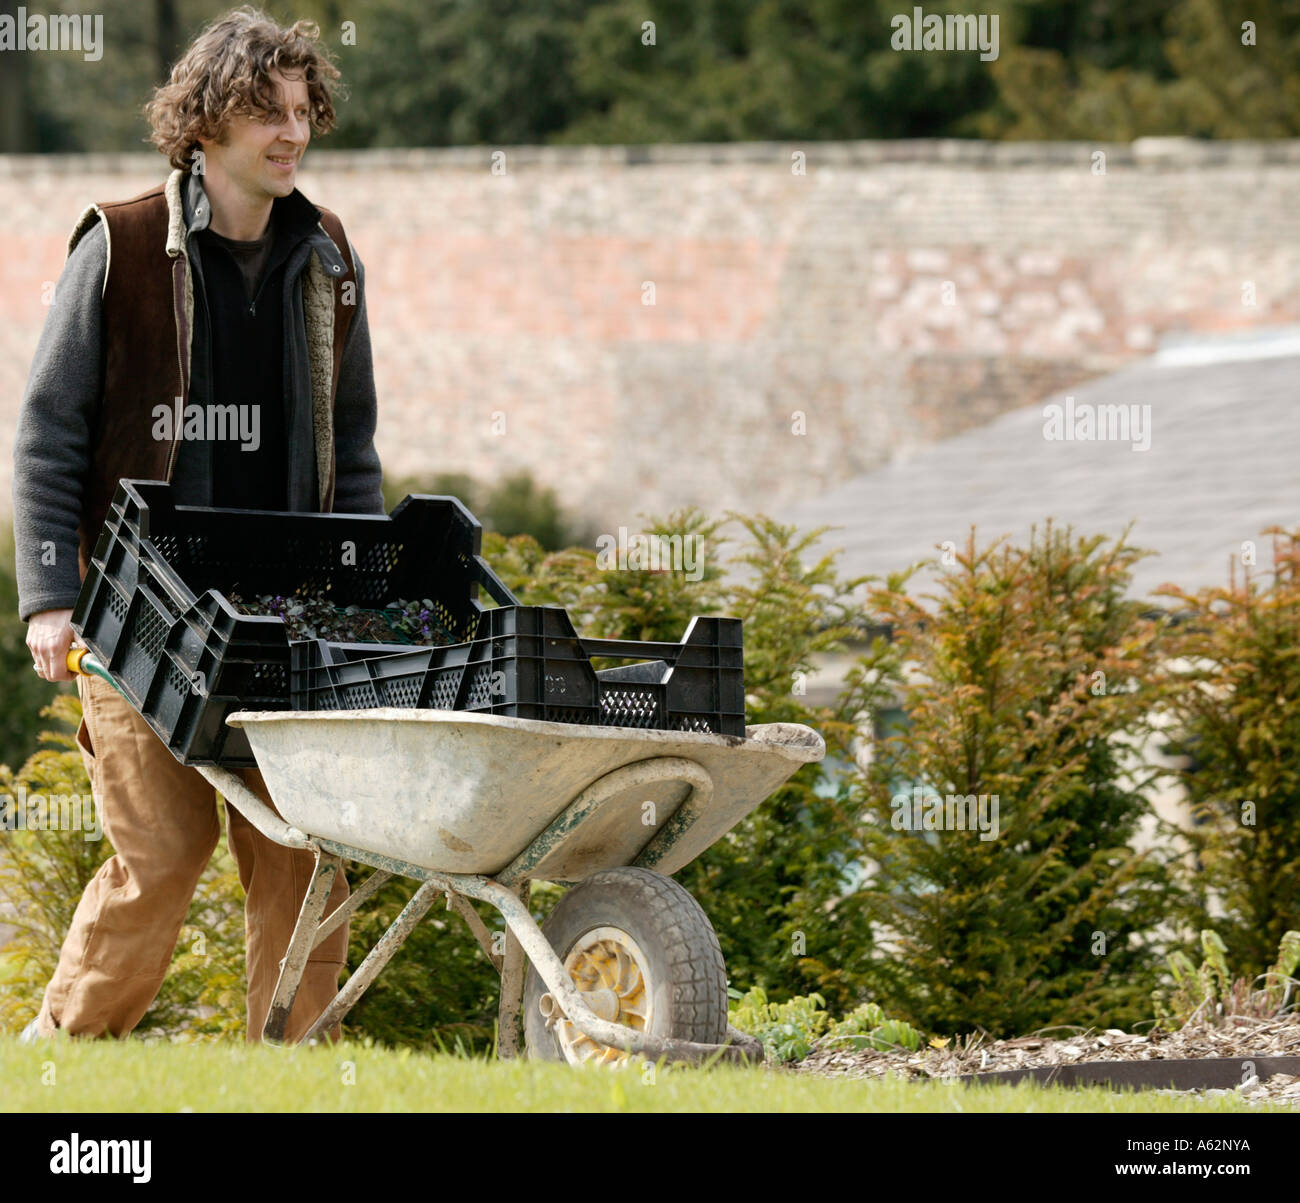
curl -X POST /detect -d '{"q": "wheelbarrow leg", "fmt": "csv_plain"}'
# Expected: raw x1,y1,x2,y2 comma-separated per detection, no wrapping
496,881,530,1061
263,848,343,1044
300,878,445,1044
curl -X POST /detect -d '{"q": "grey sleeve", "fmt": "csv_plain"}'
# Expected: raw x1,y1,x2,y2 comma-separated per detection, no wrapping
11,221,106,623
330,250,386,516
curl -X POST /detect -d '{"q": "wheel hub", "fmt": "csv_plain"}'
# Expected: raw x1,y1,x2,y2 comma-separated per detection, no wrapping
544,926,654,1067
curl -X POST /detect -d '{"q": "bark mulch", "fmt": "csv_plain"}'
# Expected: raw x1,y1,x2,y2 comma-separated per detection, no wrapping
792,1015,1300,1107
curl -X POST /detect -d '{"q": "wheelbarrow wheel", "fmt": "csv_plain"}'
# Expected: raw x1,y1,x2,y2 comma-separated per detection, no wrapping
522,866,727,1065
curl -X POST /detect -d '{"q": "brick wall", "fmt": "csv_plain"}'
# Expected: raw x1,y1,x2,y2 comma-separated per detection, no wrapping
3,138,1298,535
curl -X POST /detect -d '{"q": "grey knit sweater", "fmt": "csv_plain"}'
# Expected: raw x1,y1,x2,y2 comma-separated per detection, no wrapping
11,190,385,623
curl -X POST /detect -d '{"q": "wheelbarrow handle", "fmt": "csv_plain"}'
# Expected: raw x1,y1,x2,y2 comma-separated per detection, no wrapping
66,645,121,692
64,646,311,850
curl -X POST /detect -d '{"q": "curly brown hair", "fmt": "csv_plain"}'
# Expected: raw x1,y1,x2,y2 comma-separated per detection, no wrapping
145,6,342,171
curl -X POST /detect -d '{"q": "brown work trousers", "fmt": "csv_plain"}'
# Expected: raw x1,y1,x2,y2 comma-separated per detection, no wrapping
35,672,350,1042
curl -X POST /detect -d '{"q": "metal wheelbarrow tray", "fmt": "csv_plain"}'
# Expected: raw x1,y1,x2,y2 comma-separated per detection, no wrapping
195,706,824,1064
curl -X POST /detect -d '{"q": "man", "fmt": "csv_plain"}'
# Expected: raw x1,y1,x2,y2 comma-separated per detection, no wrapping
11,8,384,1042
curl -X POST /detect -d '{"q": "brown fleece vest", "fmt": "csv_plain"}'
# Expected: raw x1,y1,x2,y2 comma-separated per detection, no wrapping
74,181,357,578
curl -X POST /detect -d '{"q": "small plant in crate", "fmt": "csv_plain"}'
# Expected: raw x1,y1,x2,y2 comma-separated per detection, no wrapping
228,590,456,646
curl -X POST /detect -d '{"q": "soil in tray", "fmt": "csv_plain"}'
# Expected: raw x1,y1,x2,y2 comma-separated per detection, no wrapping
226,589,460,647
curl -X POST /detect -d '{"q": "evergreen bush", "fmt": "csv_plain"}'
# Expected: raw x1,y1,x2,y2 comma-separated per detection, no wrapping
841,524,1177,1036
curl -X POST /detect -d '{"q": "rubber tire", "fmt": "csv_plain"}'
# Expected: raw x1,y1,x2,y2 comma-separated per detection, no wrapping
523,867,728,1062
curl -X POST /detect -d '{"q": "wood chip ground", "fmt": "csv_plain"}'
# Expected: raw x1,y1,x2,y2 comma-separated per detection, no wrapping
790,1015,1300,1107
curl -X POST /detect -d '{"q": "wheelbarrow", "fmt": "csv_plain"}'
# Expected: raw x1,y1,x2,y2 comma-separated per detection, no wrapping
67,647,825,1066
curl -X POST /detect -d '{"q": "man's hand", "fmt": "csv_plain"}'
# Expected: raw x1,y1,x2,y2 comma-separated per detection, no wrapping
27,608,77,681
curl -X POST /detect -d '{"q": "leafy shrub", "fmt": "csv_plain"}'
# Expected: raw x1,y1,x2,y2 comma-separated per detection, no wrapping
728,987,831,1063
672,516,870,1011
0,695,248,1040
1153,929,1300,1032
0,695,110,1033
728,987,925,1063
825,1002,925,1053
0,527,63,773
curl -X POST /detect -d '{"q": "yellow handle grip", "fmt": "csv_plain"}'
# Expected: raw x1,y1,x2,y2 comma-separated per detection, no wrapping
66,646,91,675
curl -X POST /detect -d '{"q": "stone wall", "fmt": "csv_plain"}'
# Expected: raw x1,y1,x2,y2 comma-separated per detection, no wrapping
3,138,1298,534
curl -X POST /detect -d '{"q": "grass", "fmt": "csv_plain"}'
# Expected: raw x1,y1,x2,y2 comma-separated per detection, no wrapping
0,1038,1282,1112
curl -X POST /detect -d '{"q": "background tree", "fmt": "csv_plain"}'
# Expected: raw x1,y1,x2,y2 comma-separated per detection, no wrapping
5,0,1297,153
381,467,588,551
978,0,1300,139
841,524,1177,1037
1155,528,1300,978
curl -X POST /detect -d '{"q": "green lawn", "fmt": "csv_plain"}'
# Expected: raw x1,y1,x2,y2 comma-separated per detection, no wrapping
0,1038,1281,1112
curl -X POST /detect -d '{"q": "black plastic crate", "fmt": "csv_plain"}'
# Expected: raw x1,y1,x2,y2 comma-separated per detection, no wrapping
71,479,518,766
290,606,746,736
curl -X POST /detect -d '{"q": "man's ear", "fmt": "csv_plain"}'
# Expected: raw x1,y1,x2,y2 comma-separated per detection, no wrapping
191,123,228,175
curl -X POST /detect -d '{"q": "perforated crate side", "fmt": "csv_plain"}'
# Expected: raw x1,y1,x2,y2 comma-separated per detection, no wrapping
661,615,746,736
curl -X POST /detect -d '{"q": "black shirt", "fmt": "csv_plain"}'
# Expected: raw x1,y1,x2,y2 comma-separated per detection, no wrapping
186,213,298,512
204,215,276,306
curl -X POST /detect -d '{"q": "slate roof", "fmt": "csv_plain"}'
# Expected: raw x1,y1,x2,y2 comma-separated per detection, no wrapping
778,347,1300,604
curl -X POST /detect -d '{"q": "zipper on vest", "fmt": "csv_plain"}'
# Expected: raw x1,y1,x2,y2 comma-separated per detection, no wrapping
248,250,282,318
166,251,191,481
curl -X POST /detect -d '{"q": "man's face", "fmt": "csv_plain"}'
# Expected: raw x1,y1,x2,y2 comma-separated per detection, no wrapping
199,68,310,201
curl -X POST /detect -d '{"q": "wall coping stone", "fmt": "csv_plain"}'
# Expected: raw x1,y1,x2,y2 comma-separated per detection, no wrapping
3,137,1300,176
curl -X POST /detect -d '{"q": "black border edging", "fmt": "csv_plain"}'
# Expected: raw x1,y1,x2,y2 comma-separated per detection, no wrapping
961,1056,1300,1091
